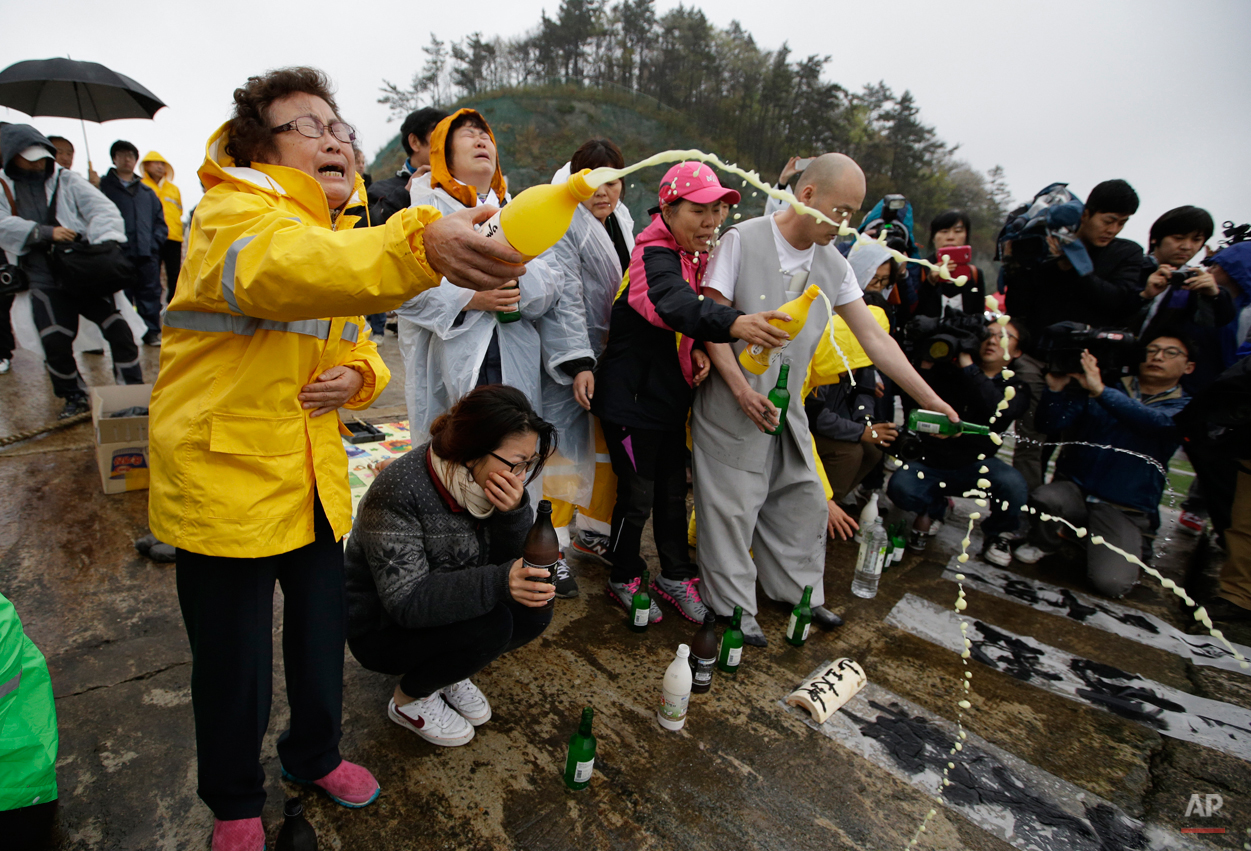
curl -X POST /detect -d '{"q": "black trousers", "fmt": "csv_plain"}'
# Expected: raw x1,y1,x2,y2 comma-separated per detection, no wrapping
28,286,142,398
175,499,346,820
159,239,182,306
0,291,14,359
349,598,550,699
600,420,696,583
124,254,162,336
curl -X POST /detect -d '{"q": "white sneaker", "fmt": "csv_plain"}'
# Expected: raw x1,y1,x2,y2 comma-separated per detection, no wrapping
388,694,475,746
440,678,492,726
0,358,10,375
1013,543,1048,565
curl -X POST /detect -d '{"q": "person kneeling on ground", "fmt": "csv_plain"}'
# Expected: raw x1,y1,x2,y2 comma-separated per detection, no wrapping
346,385,557,748
1015,333,1194,597
888,318,1030,565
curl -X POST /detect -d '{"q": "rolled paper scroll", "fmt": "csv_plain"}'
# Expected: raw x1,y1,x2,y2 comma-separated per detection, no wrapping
786,658,867,724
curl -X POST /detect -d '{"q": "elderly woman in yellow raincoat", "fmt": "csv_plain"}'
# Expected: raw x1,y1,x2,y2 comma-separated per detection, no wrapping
147,67,522,851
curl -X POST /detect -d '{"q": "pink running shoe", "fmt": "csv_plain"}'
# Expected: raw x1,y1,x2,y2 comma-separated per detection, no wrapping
282,760,380,808
651,575,709,624
212,817,264,851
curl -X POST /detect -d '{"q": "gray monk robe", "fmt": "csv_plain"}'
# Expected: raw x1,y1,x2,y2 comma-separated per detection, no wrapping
692,215,860,616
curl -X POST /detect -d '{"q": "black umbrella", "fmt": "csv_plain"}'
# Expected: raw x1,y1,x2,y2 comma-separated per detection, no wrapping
0,57,166,168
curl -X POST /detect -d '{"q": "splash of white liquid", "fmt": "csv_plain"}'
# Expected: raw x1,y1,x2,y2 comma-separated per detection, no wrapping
587,152,969,286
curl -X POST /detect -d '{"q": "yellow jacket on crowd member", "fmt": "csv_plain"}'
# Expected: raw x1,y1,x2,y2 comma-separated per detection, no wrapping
803,304,890,395
149,122,444,559
140,150,185,243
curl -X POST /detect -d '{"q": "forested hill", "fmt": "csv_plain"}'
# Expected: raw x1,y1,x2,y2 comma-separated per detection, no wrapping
372,1,1013,260
368,84,770,231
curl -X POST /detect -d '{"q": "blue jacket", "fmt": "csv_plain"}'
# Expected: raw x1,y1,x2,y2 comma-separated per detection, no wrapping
1036,377,1189,516
98,169,167,258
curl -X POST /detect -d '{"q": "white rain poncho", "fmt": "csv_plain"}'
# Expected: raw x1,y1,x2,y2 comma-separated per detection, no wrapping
536,164,635,507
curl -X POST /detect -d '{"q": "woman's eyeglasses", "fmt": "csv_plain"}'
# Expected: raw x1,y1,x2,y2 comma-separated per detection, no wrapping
488,451,540,475
271,115,356,144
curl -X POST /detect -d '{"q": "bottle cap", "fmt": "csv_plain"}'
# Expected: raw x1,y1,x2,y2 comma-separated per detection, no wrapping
677,643,690,658
283,797,304,818
703,611,716,625
567,169,595,201
538,499,552,512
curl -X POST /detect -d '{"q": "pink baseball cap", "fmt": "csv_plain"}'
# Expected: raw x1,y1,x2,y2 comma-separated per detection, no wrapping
658,161,741,207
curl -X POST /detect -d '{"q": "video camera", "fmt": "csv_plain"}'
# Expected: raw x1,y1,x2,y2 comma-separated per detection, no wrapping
1035,321,1138,378
899,310,991,366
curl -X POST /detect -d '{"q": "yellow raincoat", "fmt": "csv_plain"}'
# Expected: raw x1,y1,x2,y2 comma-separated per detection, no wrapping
140,150,185,242
149,123,444,558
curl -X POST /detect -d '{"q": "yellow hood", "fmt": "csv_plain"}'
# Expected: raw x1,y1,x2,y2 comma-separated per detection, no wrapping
140,149,175,183
199,122,369,226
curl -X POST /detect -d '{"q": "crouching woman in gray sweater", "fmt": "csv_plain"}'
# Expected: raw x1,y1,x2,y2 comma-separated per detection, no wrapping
345,385,557,747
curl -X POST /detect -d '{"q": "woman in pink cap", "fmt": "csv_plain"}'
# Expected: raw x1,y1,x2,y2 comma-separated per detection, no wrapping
589,162,791,625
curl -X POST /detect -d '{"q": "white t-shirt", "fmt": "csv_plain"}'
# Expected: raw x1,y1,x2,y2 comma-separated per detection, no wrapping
704,213,862,307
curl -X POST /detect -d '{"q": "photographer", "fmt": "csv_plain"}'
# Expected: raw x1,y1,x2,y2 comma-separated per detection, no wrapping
888,317,1030,565
1004,179,1145,491
1014,333,1193,598
916,210,987,318
1136,206,1230,392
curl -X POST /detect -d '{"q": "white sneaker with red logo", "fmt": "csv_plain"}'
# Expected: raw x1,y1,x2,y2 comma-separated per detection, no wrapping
388,693,475,747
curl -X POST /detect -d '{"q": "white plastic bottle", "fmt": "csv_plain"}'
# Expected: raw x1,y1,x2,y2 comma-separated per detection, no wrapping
851,518,889,599
658,644,693,731
854,492,880,543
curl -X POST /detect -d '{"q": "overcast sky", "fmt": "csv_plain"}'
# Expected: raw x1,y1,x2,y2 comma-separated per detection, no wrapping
5,0,1248,248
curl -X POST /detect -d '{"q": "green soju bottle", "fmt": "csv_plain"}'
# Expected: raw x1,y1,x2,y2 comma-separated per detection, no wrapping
717,605,745,675
630,570,652,633
562,706,597,791
786,585,813,647
766,362,791,436
496,282,521,324
906,408,989,437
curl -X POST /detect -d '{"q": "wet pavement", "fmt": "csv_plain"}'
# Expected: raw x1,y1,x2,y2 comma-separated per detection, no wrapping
1,332,1248,849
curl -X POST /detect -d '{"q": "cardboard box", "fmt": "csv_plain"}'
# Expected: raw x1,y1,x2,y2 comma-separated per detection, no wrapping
90,384,153,494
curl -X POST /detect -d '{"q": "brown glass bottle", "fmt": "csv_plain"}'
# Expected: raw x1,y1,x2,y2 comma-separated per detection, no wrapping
524,500,561,609
689,611,718,693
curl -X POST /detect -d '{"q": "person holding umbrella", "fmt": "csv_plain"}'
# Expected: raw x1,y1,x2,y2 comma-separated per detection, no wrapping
148,66,522,851
99,139,166,345
0,123,142,417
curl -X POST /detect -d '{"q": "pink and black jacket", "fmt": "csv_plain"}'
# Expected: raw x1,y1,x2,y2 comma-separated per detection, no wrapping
591,212,741,431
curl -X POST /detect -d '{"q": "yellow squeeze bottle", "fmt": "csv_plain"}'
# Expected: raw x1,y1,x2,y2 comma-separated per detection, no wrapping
477,169,596,260
739,284,821,375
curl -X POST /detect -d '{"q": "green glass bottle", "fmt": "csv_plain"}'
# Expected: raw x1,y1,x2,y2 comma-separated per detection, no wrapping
496,282,521,324
786,585,813,647
906,408,988,437
766,362,791,436
717,605,744,675
630,570,651,633
890,523,907,566
562,706,597,791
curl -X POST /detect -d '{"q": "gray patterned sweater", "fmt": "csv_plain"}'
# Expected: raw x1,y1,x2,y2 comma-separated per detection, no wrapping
344,442,532,639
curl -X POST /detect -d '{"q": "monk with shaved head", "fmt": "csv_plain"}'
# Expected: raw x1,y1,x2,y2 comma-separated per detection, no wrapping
693,153,958,645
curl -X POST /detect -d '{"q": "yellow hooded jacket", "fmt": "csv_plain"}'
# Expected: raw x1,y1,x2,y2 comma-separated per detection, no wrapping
140,150,185,242
148,122,443,558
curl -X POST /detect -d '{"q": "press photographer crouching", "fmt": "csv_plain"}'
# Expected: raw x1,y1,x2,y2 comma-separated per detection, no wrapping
1014,333,1194,598
887,313,1030,565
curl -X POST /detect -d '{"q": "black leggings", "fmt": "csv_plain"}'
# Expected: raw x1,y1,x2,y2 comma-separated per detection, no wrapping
175,499,346,820
349,598,551,699
600,420,695,584
29,286,142,398
160,239,182,306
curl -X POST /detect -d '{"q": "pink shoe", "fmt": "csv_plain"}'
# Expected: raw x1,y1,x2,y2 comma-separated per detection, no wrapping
212,817,265,851
283,760,380,808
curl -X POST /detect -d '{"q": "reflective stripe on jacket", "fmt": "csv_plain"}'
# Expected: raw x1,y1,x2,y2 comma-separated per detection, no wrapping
148,122,444,558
